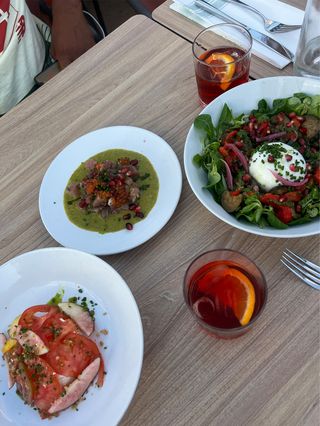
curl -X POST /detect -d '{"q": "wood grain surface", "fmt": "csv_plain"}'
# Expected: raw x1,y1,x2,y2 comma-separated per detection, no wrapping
0,14,319,426
152,0,306,79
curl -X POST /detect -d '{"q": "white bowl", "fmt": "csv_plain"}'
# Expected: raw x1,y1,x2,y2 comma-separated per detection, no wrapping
184,76,320,238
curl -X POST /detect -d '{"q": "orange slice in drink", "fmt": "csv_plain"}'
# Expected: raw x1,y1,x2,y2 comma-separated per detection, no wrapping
204,52,236,91
196,264,256,326
221,267,256,326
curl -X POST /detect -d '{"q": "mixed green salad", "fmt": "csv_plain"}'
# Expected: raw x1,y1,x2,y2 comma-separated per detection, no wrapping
193,93,320,229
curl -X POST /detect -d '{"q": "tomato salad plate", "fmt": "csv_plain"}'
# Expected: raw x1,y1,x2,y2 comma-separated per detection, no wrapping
39,126,182,255
0,247,143,426
184,76,320,238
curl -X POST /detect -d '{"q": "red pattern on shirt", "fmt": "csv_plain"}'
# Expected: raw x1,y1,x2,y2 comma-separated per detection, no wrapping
16,13,25,41
0,0,10,53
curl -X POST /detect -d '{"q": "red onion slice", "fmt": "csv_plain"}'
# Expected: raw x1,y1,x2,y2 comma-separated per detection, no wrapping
255,131,287,143
270,169,308,187
224,143,249,172
222,160,233,190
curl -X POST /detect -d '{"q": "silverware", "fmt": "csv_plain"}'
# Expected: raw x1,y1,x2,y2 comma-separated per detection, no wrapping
194,0,294,61
221,0,301,33
281,249,320,291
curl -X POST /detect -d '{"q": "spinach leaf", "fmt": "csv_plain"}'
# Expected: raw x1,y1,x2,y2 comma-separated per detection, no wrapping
266,211,288,229
194,114,215,139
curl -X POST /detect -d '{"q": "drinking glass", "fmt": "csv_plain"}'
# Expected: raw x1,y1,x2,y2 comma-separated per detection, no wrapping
192,23,252,106
293,0,320,79
183,249,267,338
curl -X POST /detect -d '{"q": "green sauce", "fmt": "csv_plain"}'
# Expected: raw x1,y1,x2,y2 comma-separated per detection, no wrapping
64,149,159,233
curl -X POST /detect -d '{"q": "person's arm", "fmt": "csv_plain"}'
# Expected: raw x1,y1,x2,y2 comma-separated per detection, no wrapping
51,0,95,69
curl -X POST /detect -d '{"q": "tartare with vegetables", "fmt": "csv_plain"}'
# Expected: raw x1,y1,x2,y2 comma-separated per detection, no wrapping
193,93,320,229
64,149,159,233
0,292,105,419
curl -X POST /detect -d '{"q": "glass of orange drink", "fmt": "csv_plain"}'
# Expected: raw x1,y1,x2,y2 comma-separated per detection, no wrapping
192,23,252,106
183,249,267,338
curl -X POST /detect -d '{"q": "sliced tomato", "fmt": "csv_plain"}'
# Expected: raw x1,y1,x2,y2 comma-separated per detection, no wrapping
43,332,104,384
19,305,59,332
37,312,78,346
24,357,63,418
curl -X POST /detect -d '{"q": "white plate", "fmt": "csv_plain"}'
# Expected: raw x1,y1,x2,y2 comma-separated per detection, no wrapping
0,247,143,426
39,126,182,255
184,76,320,238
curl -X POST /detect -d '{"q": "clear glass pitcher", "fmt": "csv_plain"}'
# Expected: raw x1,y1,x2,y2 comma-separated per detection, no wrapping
293,0,320,79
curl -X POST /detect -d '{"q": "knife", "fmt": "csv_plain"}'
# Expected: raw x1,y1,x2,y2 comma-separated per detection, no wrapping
194,0,294,61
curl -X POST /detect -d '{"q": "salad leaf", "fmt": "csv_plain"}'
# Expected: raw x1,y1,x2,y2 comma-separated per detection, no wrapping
236,195,269,226
47,288,65,305
300,186,320,218
252,94,320,118
194,114,215,140
266,211,288,229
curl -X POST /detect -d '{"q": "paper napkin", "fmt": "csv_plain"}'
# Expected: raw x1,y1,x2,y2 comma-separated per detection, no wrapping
170,0,304,69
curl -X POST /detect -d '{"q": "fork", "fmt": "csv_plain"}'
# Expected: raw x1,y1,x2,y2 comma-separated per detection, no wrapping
222,0,302,33
281,249,320,290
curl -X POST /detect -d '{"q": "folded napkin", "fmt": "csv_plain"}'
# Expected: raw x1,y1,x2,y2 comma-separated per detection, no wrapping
170,0,304,69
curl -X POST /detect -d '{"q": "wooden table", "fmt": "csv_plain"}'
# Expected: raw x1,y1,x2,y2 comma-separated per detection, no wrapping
0,14,319,426
153,0,306,79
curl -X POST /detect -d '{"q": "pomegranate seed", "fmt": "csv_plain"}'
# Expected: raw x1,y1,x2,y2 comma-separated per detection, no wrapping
129,203,137,210
299,127,307,135
242,174,251,183
299,147,306,154
299,138,306,146
267,155,274,163
279,196,286,203
135,206,141,213
78,200,88,209
123,214,131,220
306,163,312,171
289,164,296,172
235,140,244,149
288,112,296,119
295,204,302,213
130,159,138,166
285,154,292,161
126,223,133,230
135,212,144,218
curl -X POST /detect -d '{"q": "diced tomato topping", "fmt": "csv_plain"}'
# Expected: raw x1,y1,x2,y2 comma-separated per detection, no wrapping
284,191,302,202
219,146,229,157
314,167,320,186
224,130,238,143
275,206,293,224
260,193,280,207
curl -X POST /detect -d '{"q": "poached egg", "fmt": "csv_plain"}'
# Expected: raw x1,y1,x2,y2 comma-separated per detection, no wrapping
249,142,306,191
